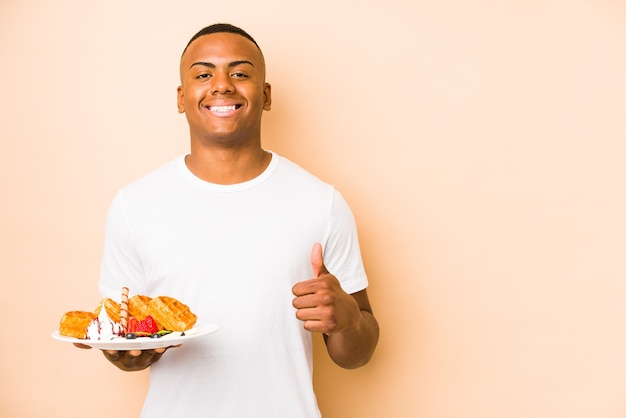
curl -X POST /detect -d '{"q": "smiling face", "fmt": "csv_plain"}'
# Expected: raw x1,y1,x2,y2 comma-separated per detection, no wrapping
177,32,271,147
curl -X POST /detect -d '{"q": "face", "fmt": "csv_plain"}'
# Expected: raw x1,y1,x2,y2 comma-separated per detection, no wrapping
177,32,272,146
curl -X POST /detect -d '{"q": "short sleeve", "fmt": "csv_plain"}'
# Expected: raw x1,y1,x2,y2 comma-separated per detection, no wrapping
322,189,368,294
98,192,147,300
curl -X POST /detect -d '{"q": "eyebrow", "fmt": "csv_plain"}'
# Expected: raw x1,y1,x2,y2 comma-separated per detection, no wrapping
189,60,255,69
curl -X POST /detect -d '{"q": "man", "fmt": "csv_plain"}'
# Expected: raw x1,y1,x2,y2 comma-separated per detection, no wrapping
94,23,379,417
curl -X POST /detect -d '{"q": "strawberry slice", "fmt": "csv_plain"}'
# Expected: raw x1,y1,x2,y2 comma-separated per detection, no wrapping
137,315,159,334
128,317,139,333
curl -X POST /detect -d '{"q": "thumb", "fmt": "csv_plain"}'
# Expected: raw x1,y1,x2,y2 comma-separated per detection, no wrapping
310,243,329,277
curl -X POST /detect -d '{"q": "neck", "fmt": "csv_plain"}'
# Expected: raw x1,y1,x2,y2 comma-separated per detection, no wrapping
185,145,271,184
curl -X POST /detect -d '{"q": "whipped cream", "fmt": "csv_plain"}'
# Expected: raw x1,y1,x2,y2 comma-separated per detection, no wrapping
87,302,124,340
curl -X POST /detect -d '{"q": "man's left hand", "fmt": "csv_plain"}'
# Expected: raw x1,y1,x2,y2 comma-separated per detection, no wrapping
292,243,361,335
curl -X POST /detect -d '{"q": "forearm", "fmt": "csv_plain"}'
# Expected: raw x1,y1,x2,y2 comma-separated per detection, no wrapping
325,310,379,369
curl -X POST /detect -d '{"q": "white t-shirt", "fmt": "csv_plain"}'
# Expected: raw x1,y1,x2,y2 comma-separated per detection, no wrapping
99,152,368,418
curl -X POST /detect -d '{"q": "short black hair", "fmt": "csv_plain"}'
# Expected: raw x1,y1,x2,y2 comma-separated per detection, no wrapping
182,23,261,56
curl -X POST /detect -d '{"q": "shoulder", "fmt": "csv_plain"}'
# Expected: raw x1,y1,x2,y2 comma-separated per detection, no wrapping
116,156,185,199
105,157,187,218
272,153,333,191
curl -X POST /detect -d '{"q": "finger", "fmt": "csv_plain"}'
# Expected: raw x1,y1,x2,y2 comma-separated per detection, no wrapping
294,306,322,322
298,315,333,334
73,343,92,350
292,293,318,309
310,243,328,277
104,349,141,358
302,320,326,333
162,344,182,350
154,344,181,353
292,275,328,296
102,350,121,364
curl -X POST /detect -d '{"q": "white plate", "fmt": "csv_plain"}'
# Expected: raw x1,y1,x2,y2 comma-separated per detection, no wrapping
51,323,219,350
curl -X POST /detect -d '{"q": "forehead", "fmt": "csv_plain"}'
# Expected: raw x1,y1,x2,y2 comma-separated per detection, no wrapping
180,32,265,71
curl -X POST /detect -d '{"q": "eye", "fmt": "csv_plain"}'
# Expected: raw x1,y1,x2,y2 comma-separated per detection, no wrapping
231,72,249,79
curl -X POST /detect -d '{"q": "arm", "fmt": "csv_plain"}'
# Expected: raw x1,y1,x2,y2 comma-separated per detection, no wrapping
292,244,380,369
95,193,167,371
323,288,379,369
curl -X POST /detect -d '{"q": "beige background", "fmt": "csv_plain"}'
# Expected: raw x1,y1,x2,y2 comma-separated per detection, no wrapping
2,1,626,417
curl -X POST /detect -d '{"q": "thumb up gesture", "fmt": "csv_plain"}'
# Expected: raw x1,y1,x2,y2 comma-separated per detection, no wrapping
292,243,360,335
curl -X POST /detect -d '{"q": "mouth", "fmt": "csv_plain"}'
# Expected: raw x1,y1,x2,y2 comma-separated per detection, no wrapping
207,104,241,114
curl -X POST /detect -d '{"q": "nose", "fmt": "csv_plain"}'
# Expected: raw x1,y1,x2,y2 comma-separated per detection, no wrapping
211,71,234,94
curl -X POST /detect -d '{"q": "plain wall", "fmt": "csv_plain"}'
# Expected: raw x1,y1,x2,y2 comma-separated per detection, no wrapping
2,1,625,417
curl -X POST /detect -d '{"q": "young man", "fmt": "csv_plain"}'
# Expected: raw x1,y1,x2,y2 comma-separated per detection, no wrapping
96,23,379,417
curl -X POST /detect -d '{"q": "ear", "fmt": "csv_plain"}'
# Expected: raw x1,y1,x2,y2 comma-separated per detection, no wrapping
263,83,272,111
177,86,185,113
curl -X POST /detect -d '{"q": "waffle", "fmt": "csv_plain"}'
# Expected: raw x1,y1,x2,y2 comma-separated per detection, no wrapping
148,296,197,331
94,297,122,323
59,292,197,338
59,311,95,339
128,294,152,320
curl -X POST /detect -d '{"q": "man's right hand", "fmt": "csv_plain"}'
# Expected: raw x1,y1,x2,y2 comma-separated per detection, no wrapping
73,343,177,371
102,348,170,371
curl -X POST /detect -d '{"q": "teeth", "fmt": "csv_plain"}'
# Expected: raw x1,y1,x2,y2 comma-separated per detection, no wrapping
209,105,236,112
